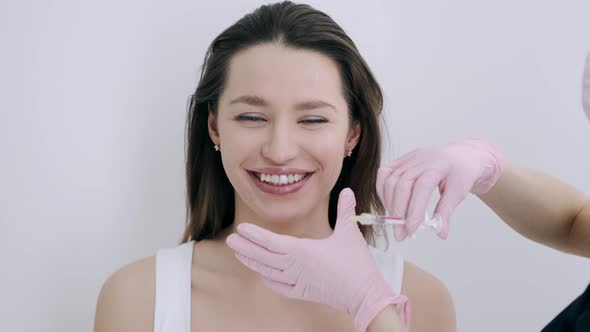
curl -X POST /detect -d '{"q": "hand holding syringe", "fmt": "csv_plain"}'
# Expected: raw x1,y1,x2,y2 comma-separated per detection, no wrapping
355,211,443,237
375,139,504,241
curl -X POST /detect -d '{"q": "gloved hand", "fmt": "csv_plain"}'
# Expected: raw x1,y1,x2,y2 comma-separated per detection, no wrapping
225,188,409,332
376,139,504,241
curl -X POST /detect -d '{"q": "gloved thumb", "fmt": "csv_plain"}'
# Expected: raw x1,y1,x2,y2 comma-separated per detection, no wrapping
334,188,358,232
433,181,466,239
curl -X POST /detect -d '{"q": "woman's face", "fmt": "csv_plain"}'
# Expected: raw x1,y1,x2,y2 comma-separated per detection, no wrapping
209,43,360,226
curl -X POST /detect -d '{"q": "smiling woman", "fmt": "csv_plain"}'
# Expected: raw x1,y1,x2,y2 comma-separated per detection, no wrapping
93,2,455,332
206,43,360,238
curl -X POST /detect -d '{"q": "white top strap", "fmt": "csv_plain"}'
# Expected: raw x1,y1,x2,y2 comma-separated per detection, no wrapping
154,240,195,332
368,245,404,294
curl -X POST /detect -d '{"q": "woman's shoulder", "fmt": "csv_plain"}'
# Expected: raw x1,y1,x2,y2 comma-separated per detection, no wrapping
94,255,156,332
402,261,457,332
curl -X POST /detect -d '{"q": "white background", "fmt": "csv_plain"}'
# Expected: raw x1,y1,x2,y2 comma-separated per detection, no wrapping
2,1,590,331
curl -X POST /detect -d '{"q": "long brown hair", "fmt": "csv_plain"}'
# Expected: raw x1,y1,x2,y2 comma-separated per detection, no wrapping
182,1,386,244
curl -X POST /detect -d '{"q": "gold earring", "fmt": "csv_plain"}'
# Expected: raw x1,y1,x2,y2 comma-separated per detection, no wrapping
214,144,219,151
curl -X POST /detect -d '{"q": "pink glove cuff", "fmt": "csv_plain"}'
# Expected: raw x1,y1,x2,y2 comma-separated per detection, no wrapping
462,139,504,194
353,278,410,332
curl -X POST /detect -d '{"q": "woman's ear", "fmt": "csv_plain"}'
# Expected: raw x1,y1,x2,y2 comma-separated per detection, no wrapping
346,121,361,153
208,108,220,146
345,121,361,152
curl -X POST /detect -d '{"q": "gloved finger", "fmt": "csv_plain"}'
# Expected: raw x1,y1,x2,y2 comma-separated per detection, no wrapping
433,175,468,239
376,166,393,200
437,216,451,240
389,149,421,170
381,160,422,214
226,233,290,270
261,276,294,298
378,153,418,207
234,252,297,284
383,173,400,216
405,170,445,236
390,163,427,219
393,224,408,241
334,188,357,232
390,157,423,178
236,223,294,254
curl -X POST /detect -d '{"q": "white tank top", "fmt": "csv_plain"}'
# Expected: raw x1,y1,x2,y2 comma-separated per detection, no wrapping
153,240,404,332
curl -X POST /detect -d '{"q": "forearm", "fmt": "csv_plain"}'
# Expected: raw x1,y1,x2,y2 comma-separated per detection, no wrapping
366,305,408,332
477,164,590,257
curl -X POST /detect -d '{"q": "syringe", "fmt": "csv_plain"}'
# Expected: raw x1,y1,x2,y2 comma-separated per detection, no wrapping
355,211,443,234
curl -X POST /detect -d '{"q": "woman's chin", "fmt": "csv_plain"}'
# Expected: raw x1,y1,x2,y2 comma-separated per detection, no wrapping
249,208,311,226
258,213,304,224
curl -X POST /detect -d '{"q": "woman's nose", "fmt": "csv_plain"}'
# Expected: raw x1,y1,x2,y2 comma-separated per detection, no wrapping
261,122,299,164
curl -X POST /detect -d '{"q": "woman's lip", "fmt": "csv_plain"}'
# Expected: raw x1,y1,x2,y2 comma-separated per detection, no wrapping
248,171,312,195
250,168,313,175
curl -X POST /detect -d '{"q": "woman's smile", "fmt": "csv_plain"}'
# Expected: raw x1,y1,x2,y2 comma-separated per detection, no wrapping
247,168,315,195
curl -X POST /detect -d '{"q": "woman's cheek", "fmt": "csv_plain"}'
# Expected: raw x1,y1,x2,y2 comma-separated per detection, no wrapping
305,130,347,156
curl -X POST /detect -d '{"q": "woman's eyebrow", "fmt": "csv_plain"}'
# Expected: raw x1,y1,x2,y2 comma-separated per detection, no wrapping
229,95,336,111
229,95,268,107
294,100,336,111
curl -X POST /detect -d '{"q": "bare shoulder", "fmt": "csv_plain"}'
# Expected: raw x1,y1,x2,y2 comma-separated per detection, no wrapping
401,261,456,332
94,255,156,332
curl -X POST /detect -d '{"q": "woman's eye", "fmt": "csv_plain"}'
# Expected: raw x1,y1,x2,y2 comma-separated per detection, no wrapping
235,115,327,124
236,115,266,122
300,118,328,124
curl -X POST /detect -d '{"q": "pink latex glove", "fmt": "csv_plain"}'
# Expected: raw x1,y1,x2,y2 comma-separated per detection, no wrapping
226,188,409,332
377,139,504,241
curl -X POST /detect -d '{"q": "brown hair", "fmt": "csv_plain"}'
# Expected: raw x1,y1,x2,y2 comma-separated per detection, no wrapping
182,1,386,244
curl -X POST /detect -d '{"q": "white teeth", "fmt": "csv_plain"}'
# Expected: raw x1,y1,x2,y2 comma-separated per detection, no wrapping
279,175,288,184
257,172,307,185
